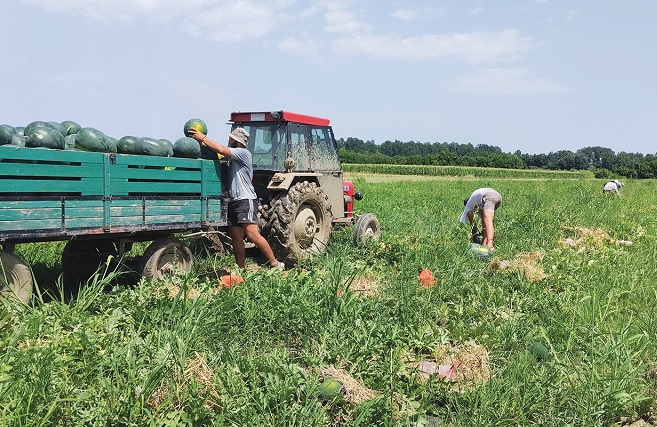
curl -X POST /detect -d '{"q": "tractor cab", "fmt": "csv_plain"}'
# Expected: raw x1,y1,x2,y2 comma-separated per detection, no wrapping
229,111,346,221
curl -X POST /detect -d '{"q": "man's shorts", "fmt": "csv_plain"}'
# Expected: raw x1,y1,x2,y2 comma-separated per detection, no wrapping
227,199,259,226
482,190,502,211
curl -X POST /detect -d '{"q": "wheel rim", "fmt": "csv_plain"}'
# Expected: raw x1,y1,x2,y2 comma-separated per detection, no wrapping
155,250,183,279
294,205,319,248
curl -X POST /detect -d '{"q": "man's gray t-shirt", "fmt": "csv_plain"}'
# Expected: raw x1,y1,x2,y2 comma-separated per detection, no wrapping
227,147,257,201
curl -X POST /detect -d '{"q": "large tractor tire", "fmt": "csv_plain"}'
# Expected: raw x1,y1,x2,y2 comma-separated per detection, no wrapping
0,251,33,304
140,237,193,280
266,181,333,266
62,239,118,295
353,213,381,245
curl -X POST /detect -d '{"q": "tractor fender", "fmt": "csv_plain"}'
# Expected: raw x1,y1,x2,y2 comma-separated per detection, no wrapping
267,172,322,192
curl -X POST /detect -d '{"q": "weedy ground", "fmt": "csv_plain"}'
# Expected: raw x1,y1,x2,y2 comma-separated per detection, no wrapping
1,176,656,426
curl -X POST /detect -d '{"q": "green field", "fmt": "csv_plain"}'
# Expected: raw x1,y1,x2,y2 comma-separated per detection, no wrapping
2,174,656,426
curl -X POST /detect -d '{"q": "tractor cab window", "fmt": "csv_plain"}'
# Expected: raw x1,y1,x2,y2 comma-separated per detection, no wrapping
236,124,286,170
309,127,340,170
289,124,311,171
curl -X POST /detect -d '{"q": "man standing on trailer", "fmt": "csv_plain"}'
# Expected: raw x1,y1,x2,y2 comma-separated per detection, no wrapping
188,127,284,269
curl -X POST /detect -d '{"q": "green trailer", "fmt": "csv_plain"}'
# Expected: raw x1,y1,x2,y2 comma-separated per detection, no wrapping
0,145,227,303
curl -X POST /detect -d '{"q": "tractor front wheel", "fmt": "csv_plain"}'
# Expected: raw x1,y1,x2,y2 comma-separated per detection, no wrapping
266,181,333,266
353,213,381,245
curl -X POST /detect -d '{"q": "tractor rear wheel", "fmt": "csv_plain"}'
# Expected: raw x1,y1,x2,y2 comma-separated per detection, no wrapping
266,181,333,266
0,251,33,304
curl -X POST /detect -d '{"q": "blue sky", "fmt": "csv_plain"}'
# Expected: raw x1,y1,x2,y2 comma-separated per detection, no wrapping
2,1,656,155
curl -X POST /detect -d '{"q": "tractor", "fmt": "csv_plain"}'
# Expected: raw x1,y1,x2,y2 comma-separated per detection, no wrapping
216,110,381,267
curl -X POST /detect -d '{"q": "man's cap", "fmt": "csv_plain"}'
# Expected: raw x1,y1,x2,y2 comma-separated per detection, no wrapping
228,128,249,146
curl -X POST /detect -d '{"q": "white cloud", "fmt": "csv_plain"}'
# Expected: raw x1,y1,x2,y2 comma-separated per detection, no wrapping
183,1,277,42
565,9,579,20
323,2,370,34
278,37,322,55
452,68,566,94
391,9,418,22
23,0,211,22
333,29,534,63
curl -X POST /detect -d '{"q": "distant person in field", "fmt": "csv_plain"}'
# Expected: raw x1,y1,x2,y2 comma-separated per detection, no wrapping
602,180,623,195
460,188,502,251
188,127,284,270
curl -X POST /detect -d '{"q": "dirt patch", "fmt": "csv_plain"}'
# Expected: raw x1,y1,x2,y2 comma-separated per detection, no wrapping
321,366,377,404
406,341,490,392
147,352,220,410
488,251,548,283
559,226,615,248
349,275,379,297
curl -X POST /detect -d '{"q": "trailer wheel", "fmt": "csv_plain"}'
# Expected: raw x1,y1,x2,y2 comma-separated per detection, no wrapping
140,237,193,280
266,181,333,267
353,213,381,245
62,239,117,295
0,251,33,304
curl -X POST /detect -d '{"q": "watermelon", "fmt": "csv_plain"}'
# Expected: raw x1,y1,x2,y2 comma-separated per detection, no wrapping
184,118,208,136
61,120,82,135
173,137,201,158
317,378,343,399
469,242,491,258
104,135,118,153
25,126,65,149
142,137,172,157
159,139,174,156
117,136,144,155
47,121,68,136
529,342,550,362
0,125,13,145
14,126,25,136
24,121,56,137
75,127,113,152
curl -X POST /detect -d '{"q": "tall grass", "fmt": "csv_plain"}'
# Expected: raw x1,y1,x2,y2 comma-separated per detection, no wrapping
1,177,656,425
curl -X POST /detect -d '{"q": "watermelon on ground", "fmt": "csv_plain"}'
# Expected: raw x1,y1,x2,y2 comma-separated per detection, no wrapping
184,118,208,136
117,136,144,155
75,127,113,152
25,126,65,149
173,137,201,158
469,242,492,260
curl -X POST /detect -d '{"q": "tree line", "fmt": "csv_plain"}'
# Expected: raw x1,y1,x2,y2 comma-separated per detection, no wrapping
337,138,657,179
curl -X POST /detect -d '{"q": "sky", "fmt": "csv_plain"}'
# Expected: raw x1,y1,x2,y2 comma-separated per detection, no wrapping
2,1,656,155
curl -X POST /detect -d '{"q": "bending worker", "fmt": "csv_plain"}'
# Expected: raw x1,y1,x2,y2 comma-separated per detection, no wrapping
460,188,502,251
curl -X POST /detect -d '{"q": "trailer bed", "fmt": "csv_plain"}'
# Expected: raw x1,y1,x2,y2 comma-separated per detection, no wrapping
0,145,226,244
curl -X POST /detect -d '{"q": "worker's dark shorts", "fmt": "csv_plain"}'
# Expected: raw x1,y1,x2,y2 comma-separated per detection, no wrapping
482,190,502,211
228,199,259,226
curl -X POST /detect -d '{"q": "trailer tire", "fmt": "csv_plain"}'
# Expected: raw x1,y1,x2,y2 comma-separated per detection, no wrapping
0,251,33,304
266,181,333,267
353,213,381,245
140,237,193,280
62,239,117,296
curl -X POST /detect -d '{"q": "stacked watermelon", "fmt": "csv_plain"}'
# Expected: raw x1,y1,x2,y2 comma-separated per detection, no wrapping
0,118,210,159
